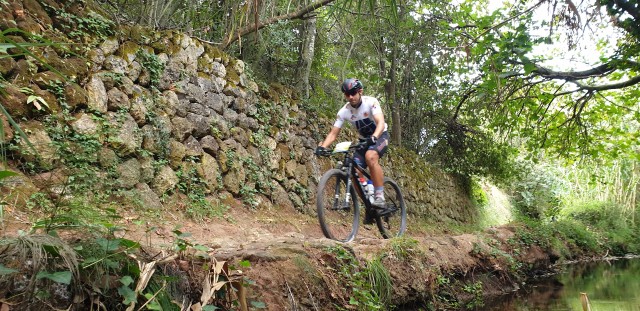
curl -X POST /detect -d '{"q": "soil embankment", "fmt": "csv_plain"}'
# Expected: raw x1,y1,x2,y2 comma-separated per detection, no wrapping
119,206,557,310
1,206,557,310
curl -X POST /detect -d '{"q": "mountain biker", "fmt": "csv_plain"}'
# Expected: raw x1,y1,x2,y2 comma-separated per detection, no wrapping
314,78,390,210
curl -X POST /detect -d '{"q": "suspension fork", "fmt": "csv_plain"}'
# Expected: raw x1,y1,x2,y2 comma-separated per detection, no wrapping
338,156,355,209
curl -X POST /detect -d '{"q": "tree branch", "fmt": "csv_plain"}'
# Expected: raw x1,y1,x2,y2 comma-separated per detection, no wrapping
528,60,640,91
533,63,615,80
220,0,336,49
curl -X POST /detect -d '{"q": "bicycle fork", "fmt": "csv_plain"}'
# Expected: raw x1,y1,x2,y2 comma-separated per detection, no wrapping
332,177,353,211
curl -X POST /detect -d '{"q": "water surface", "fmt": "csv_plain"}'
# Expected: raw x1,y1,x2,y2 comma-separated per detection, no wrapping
481,258,640,311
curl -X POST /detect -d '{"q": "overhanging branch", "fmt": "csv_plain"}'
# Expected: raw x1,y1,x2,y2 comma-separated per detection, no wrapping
220,0,336,49
528,60,640,91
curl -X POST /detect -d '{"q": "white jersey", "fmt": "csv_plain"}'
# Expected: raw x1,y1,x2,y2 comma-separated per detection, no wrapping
333,96,388,137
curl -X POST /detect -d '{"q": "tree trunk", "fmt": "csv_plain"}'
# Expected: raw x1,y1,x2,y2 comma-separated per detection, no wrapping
387,43,401,146
296,15,317,99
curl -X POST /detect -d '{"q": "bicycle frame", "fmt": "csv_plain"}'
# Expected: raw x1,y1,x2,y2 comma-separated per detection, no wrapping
332,143,374,212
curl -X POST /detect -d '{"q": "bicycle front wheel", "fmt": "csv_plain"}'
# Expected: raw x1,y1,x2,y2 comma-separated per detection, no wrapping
375,177,407,238
316,169,360,242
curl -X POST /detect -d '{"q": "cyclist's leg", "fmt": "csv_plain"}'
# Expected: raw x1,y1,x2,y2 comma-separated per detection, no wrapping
354,148,368,180
365,132,389,188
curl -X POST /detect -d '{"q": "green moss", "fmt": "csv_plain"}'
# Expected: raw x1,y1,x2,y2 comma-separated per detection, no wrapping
118,41,140,60
126,24,152,44
226,68,240,85
204,45,228,63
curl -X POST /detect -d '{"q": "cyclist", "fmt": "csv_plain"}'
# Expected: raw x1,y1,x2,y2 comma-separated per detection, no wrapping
314,78,390,210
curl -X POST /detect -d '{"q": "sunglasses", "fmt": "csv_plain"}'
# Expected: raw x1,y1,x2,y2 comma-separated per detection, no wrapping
343,89,359,96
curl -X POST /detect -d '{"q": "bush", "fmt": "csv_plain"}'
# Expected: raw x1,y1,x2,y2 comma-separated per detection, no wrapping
549,219,602,256
510,159,568,220
563,200,640,256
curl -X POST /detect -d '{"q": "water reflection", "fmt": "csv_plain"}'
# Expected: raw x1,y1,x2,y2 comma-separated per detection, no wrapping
481,258,640,311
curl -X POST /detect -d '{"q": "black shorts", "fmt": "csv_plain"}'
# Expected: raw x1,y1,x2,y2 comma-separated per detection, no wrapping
354,131,389,169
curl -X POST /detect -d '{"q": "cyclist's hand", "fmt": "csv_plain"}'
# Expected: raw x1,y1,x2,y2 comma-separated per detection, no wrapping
314,146,328,156
365,135,377,146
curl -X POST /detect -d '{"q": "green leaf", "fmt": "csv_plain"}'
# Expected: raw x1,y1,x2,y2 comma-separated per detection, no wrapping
239,260,251,268
0,263,19,276
349,297,360,305
97,238,121,252
193,244,209,252
0,170,18,180
203,305,220,311
118,285,137,305
120,275,134,286
250,300,267,308
523,62,536,74
36,270,72,284
119,238,140,250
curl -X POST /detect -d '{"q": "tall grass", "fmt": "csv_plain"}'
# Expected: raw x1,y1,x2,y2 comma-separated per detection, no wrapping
563,159,639,224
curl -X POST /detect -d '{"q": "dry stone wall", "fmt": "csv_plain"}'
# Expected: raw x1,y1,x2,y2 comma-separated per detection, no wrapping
0,0,475,224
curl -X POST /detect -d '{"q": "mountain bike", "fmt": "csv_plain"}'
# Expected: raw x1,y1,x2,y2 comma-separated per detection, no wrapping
315,141,407,242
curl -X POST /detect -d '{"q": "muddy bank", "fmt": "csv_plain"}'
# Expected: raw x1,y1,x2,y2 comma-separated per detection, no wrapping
212,225,558,310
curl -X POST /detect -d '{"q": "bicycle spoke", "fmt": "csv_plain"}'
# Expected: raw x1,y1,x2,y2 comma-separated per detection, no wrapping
317,170,359,242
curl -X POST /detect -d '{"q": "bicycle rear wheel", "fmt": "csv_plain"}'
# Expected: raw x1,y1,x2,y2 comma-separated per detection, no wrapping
375,177,407,238
316,169,360,242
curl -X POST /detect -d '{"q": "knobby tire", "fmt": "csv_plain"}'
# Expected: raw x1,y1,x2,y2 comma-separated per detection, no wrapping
316,169,359,242
375,177,407,238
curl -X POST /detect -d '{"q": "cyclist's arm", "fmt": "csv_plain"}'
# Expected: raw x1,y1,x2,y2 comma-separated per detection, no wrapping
319,126,341,148
371,113,385,139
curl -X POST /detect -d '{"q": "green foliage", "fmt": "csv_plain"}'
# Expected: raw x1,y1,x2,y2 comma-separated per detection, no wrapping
420,118,519,183
462,281,484,309
366,258,393,305
327,245,386,310
470,179,488,207
135,49,165,88
42,2,114,42
245,20,300,83
548,219,603,256
387,236,420,260
175,162,227,220
562,201,640,255
510,159,568,220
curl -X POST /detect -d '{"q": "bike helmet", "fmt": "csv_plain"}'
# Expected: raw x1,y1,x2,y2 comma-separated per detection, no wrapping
341,78,363,93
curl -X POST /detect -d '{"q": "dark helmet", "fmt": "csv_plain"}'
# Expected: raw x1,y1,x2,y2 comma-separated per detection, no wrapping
341,78,363,93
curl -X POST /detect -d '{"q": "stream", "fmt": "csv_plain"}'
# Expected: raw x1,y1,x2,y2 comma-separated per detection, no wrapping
481,257,640,310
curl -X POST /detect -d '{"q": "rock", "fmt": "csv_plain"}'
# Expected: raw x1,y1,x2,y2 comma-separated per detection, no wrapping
71,113,100,136
106,112,142,157
107,87,130,111
200,135,220,156
152,165,178,195
116,158,141,189
134,183,163,209
86,75,108,113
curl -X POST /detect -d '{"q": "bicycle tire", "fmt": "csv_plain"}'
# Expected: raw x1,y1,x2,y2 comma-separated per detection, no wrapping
316,169,360,242
375,177,407,238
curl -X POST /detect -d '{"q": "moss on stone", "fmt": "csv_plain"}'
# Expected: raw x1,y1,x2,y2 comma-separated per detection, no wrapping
127,24,152,44
225,68,240,85
119,41,141,61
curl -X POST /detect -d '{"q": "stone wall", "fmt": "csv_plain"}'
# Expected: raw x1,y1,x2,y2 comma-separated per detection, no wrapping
0,0,475,224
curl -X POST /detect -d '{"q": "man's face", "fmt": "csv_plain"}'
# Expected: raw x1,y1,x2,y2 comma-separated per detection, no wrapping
344,89,362,106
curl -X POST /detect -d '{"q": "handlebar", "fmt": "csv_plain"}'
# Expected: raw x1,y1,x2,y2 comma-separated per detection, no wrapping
315,141,368,157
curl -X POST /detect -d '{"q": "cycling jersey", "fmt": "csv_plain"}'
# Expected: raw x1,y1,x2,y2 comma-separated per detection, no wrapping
333,96,388,137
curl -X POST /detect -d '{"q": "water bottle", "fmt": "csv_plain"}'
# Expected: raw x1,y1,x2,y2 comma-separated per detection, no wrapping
358,177,367,187
366,180,375,203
